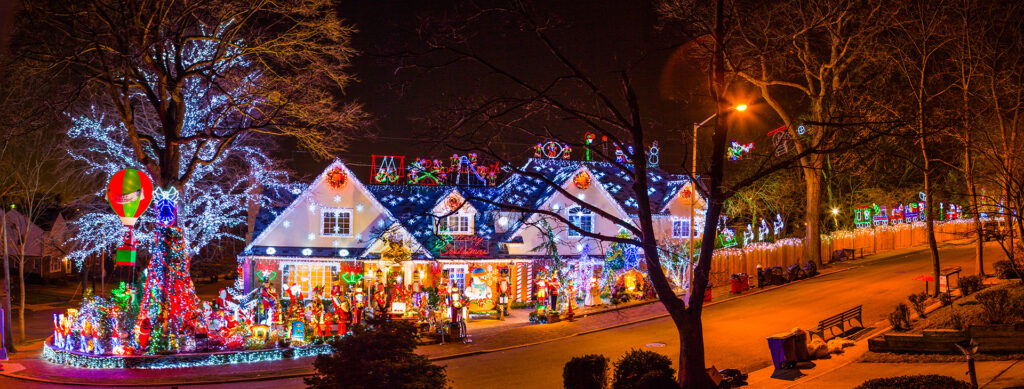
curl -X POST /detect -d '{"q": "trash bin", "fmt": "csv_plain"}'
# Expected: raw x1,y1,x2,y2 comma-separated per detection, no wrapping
792,330,810,362
730,273,750,294
766,332,798,370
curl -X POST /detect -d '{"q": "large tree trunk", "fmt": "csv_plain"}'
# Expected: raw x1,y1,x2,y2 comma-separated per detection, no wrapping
803,158,824,265
18,254,24,342
919,102,941,296
965,148,984,276
1,212,14,353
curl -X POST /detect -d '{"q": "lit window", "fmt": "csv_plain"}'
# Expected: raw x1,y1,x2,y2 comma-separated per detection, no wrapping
444,265,468,290
50,258,63,273
567,206,594,237
672,219,691,238
438,214,473,235
321,208,353,237
282,264,337,297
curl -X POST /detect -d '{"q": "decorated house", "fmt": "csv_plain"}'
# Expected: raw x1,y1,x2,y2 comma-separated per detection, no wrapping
239,153,707,311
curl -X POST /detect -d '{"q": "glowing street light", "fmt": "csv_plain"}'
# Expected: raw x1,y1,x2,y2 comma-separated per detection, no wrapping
686,103,750,298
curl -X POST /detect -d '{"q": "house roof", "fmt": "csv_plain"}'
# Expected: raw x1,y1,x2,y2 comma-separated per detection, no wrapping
248,184,304,245
494,158,692,216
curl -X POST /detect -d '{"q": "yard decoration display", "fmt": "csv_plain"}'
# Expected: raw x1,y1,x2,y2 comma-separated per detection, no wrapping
106,169,154,266
872,204,889,226
408,158,447,185
535,141,572,159
854,206,872,228
325,167,347,189
573,170,592,190
727,141,754,161
371,155,404,184
647,141,660,168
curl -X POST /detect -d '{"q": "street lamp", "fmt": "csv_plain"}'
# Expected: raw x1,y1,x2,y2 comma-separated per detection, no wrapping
687,104,748,297
831,207,840,229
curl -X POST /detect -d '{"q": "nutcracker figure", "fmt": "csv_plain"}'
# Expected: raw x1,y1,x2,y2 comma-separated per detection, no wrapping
547,275,560,311
352,286,366,326
497,278,510,319
535,276,548,307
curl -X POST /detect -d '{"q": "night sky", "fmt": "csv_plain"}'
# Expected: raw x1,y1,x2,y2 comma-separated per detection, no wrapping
291,0,780,182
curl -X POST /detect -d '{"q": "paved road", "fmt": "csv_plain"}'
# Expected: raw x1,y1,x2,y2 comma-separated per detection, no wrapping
434,242,1000,388
0,242,1002,388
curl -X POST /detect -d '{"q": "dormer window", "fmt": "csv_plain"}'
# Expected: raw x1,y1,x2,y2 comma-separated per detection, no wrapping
438,213,473,235
321,207,353,237
567,206,594,237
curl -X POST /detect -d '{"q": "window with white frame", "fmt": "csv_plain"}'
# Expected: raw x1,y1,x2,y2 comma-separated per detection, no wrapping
321,208,353,236
444,265,468,290
672,218,691,238
437,214,473,235
50,258,63,273
567,206,594,237
282,263,339,297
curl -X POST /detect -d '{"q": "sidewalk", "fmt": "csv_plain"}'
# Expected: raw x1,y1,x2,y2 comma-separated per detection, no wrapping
745,336,1024,388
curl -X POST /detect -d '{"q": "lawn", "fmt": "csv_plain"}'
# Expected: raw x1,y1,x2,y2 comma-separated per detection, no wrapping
907,281,1024,334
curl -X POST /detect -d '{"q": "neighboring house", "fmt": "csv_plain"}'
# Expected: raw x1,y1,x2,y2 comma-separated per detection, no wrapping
3,208,73,279
239,156,707,302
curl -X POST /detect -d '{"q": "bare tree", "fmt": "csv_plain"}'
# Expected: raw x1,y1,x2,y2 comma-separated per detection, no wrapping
882,0,958,296
409,3,888,386
660,0,890,265
4,131,63,342
16,0,364,191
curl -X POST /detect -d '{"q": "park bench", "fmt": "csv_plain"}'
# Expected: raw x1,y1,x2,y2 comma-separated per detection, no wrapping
807,305,863,342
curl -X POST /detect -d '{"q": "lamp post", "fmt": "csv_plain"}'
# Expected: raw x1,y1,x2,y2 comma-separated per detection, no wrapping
687,104,747,297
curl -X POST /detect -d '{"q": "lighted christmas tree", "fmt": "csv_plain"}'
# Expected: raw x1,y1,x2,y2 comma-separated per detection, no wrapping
134,188,207,354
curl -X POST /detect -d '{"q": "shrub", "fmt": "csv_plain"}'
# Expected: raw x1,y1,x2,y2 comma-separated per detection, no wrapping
908,292,929,317
888,303,911,331
939,293,952,307
612,349,676,389
994,260,1020,279
305,316,448,389
948,312,966,331
564,354,609,389
975,288,1012,324
958,275,983,296
855,374,970,389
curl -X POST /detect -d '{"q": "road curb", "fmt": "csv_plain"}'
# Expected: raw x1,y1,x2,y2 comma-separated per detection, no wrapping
429,266,855,362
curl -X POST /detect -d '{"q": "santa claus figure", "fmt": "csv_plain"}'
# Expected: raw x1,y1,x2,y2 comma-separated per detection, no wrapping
286,282,304,318
535,276,548,306
333,287,351,336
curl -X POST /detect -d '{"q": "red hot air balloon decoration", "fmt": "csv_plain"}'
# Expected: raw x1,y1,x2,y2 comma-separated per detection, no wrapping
106,169,154,266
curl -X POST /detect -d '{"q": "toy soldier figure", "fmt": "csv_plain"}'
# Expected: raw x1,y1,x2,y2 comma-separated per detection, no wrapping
352,286,366,326
497,278,510,319
547,274,560,311
535,276,548,307
448,287,467,340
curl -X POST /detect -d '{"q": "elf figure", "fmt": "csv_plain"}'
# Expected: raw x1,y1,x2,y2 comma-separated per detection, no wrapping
535,277,548,306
